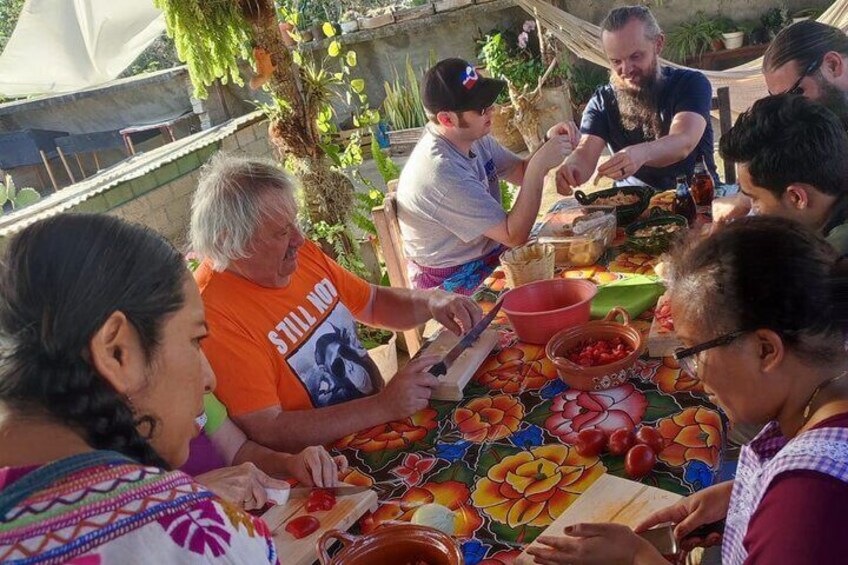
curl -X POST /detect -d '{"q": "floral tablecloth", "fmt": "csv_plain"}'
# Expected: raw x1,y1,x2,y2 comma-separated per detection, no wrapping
332,201,728,564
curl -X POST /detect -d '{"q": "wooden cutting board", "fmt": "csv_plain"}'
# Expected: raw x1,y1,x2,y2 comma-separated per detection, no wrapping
423,329,499,401
515,474,682,565
264,489,378,565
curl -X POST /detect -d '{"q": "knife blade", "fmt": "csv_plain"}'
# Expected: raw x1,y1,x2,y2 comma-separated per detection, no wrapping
286,485,371,501
428,301,503,377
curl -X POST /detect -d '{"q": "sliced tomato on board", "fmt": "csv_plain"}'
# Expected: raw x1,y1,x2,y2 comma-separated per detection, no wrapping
306,488,336,512
285,515,321,539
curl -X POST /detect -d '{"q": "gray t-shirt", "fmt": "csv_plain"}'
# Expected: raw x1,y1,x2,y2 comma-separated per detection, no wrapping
396,124,522,268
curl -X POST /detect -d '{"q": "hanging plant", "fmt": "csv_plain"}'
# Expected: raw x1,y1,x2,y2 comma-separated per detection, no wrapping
153,0,254,98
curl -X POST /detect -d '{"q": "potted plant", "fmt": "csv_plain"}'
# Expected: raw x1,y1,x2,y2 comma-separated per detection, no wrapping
357,325,398,382
762,6,790,39
359,7,394,30
718,17,744,50
394,0,435,23
564,61,608,122
340,10,360,34
665,14,725,62
382,57,428,150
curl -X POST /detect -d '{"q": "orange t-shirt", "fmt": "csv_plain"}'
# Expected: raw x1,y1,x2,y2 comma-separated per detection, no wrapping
195,240,375,417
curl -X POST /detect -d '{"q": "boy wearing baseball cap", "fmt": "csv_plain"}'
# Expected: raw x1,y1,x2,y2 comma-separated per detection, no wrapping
396,58,577,295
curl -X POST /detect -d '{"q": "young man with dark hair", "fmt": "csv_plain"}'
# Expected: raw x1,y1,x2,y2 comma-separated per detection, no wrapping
396,58,577,294
718,93,848,254
556,5,717,193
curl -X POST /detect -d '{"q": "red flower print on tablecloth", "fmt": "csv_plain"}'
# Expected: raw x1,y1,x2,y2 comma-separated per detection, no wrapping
544,384,647,444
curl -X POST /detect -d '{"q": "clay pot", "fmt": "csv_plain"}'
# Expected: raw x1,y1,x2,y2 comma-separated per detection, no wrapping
317,525,463,565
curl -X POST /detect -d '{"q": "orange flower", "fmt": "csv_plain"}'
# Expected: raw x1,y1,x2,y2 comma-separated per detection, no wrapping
363,480,483,538
339,467,374,487
561,266,620,285
335,408,438,453
652,357,704,395
472,444,606,528
455,395,524,443
475,346,556,394
657,407,722,468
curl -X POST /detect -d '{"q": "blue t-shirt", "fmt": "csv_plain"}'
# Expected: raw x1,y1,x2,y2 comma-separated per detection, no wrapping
581,67,717,190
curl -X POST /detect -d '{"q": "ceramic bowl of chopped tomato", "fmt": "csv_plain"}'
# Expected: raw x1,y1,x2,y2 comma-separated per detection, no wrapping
318,524,462,564
545,306,645,390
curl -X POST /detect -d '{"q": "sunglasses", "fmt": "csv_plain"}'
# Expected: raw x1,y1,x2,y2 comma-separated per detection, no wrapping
672,330,747,378
769,57,824,96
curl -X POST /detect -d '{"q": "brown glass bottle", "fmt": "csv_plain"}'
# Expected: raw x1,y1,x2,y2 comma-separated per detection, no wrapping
672,175,697,226
690,156,715,206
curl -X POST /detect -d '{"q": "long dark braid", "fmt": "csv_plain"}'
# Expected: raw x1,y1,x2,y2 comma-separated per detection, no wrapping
0,214,187,469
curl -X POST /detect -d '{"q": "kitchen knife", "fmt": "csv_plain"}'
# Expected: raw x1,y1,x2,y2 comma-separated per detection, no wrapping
638,524,678,556
428,301,503,377
286,485,371,500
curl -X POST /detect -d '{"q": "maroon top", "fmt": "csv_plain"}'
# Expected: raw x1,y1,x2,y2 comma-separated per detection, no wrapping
743,413,848,563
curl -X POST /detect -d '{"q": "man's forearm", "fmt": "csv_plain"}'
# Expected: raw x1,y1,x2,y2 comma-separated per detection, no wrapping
361,286,433,330
637,133,697,168
232,439,294,477
502,160,547,245
236,395,391,453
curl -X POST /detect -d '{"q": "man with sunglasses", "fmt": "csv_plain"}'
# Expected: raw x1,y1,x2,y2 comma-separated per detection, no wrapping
396,58,577,294
714,20,848,226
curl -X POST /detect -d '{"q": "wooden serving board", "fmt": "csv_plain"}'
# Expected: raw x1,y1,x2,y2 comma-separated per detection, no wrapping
265,489,378,565
647,293,682,358
424,329,499,401
515,474,682,565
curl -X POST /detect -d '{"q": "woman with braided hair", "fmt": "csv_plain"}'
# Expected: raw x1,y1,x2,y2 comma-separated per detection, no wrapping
0,214,279,563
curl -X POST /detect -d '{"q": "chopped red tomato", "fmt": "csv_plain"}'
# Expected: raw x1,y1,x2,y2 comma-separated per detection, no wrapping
306,489,336,512
285,515,320,539
565,337,634,367
655,301,675,332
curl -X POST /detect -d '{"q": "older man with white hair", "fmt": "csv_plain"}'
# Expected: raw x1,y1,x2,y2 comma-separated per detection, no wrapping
190,154,482,452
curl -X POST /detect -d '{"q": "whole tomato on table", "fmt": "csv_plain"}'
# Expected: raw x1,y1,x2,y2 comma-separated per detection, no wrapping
636,426,665,455
575,429,608,457
608,428,636,455
624,444,657,478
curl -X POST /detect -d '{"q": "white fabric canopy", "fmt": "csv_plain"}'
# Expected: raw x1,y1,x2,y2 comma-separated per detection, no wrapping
0,0,165,97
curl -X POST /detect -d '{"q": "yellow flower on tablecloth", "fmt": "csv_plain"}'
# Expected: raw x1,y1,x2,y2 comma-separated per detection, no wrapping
339,467,375,487
455,395,524,443
362,480,484,538
474,345,556,394
652,356,704,395
471,444,606,528
656,407,722,468
335,407,438,452
561,266,621,285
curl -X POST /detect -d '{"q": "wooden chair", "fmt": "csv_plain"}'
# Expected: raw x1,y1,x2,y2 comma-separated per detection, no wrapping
371,186,424,356
711,86,736,185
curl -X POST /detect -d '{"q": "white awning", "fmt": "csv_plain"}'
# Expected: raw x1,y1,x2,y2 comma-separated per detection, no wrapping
0,0,166,97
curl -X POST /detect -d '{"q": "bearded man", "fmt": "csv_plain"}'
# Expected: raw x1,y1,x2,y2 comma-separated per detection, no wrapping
556,5,718,193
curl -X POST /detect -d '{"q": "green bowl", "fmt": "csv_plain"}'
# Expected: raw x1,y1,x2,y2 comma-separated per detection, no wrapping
625,212,688,254
574,186,653,226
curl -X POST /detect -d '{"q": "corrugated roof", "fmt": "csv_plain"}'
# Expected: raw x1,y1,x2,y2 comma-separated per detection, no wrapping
0,110,265,238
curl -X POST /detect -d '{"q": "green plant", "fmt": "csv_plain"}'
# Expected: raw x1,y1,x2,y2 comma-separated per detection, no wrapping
356,324,393,348
564,61,608,109
478,22,567,104
665,13,725,63
381,56,428,130
153,0,253,98
371,136,400,183
499,180,518,212
0,174,40,213
304,219,370,277
761,6,790,34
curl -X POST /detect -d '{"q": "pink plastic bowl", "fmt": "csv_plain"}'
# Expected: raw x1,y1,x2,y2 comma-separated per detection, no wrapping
501,279,598,344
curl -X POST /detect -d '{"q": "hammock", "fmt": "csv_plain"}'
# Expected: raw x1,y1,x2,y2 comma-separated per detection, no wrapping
517,0,848,115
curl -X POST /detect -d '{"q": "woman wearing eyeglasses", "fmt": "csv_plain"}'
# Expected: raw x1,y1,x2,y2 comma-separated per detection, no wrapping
527,216,848,565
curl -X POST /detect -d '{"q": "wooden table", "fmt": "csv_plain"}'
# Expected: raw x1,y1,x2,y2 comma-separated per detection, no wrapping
329,199,730,563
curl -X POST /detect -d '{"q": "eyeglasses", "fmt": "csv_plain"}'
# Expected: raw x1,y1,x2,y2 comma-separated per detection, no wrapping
673,330,747,378
770,57,823,96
